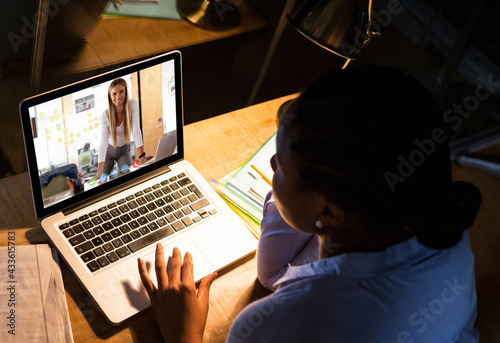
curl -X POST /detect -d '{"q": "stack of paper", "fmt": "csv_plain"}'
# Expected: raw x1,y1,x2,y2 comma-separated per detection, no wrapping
212,132,276,238
0,245,73,343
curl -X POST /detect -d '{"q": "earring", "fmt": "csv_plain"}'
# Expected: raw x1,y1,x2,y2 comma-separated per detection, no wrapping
315,220,324,229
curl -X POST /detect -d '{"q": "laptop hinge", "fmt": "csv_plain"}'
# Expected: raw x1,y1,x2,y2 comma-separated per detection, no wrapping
62,165,171,216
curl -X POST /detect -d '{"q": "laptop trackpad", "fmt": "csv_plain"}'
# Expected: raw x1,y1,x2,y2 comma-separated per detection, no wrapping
140,236,215,285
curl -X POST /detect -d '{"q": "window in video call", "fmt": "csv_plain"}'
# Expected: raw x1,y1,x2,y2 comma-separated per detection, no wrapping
29,60,178,208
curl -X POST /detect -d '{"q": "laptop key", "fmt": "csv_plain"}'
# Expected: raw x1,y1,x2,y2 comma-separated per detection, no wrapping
101,212,112,221
82,220,94,230
59,223,70,230
102,222,113,231
87,261,101,272
93,226,105,235
171,220,185,231
178,177,192,187
190,198,210,211
92,216,103,225
138,217,148,225
89,210,99,217
130,230,142,239
120,224,131,233
121,234,133,244
102,233,113,242
93,247,105,257
63,228,75,238
69,219,79,225
181,217,193,227
103,243,114,252
75,241,94,254
92,237,104,247
98,206,108,213
127,226,175,253
165,214,176,223
129,220,140,230
112,238,124,248
70,234,86,246
97,256,110,268
119,204,129,213
81,251,95,263
148,222,159,231
84,230,96,240
129,210,140,219
116,246,131,258
73,224,85,233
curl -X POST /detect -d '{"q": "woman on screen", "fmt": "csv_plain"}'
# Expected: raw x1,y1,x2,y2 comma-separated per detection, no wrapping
96,78,150,178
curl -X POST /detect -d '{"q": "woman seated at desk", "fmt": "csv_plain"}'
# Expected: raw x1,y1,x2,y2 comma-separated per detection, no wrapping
138,66,482,342
96,78,150,178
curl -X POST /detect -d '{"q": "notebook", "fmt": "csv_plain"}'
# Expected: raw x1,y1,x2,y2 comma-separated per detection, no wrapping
19,50,257,325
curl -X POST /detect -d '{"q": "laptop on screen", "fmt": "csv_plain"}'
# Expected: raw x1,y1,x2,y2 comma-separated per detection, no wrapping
19,50,257,325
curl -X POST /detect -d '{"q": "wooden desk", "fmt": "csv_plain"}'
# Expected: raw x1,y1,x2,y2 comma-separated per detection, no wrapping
0,94,294,342
1,93,500,342
51,1,266,76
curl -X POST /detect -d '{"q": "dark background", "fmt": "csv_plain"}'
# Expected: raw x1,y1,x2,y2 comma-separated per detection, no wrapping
1,0,499,178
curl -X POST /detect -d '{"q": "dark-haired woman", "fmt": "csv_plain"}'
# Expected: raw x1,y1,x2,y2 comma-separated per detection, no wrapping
96,78,149,178
138,66,481,343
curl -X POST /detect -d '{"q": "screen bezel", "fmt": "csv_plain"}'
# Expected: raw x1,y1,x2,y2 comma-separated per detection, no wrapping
19,50,183,221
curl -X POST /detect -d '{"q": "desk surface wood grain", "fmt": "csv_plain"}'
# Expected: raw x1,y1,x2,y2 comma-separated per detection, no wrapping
57,1,266,76
1,93,499,341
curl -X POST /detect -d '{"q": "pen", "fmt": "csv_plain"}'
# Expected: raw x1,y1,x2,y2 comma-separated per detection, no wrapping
250,164,272,186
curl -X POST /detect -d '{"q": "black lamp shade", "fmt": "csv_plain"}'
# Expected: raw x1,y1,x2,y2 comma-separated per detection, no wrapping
287,0,371,59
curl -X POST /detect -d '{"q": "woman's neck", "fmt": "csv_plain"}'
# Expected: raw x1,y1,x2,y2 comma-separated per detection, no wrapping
317,225,414,259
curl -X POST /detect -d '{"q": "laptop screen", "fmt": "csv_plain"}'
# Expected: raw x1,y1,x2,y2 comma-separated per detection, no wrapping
19,51,183,220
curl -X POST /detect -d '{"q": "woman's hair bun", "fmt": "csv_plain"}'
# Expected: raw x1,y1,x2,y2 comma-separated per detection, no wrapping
413,181,482,249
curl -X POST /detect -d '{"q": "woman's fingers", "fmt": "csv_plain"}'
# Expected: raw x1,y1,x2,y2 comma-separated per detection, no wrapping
197,272,217,306
138,258,155,298
154,243,169,291
168,247,182,285
181,251,194,284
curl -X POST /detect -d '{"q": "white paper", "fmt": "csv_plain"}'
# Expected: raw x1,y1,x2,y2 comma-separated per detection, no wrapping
0,244,73,343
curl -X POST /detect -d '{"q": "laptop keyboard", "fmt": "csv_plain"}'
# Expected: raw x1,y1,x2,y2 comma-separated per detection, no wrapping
57,172,217,273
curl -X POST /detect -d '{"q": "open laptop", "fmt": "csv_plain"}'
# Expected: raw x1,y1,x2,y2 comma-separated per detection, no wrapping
141,131,177,168
19,51,257,325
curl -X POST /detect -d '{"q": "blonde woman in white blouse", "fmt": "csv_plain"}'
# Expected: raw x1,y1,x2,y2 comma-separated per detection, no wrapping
96,78,150,178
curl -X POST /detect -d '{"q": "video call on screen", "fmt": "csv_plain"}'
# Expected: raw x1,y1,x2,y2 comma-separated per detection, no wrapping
29,60,178,208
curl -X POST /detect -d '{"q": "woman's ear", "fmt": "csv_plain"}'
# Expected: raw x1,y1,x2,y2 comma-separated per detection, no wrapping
315,199,345,231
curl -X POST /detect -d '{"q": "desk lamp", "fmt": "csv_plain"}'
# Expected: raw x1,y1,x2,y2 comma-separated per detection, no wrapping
176,0,241,31
248,0,380,106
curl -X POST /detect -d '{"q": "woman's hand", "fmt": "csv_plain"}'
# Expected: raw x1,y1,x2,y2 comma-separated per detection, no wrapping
138,244,217,343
